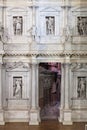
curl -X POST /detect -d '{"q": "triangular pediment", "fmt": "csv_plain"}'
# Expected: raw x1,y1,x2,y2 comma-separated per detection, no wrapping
72,6,87,12
8,7,26,12
76,68,87,72
40,7,60,12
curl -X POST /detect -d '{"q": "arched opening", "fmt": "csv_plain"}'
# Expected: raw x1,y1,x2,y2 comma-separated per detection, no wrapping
39,62,61,120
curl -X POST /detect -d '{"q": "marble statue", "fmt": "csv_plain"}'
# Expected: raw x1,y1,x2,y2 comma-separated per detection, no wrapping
77,77,86,99
0,22,9,43
13,77,22,99
13,16,23,35
77,17,87,35
28,25,37,41
46,16,55,35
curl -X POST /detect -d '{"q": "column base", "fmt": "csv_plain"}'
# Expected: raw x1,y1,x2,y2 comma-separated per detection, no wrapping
29,107,40,125
0,110,5,125
63,109,73,125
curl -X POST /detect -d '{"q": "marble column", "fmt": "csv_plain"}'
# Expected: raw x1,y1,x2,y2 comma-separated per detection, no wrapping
58,63,65,122
36,63,41,123
63,63,72,125
29,60,40,125
0,64,5,125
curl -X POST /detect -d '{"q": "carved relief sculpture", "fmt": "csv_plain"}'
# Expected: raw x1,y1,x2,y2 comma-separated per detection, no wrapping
13,77,22,99
77,77,86,99
13,16,23,35
77,17,87,35
46,16,55,35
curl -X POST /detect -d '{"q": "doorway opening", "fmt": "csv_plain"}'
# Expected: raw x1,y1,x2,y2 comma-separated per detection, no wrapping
39,62,61,120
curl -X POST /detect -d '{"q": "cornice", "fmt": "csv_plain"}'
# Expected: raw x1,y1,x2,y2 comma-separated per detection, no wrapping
3,51,87,57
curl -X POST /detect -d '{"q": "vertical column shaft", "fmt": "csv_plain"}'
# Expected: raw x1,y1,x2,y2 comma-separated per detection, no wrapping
0,64,2,109
60,63,65,109
64,63,70,109
31,63,36,109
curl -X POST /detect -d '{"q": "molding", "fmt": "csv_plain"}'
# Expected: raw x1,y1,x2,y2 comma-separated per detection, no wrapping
4,51,87,57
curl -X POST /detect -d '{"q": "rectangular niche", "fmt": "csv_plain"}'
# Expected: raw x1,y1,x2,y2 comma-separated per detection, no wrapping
77,77,86,99
77,17,87,36
13,77,22,99
13,16,23,35
45,16,55,35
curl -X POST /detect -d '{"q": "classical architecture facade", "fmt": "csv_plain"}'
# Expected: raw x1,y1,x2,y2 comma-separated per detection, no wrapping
0,0,87,125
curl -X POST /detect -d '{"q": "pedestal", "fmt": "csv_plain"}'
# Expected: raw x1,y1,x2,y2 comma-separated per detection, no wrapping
0,110,5,125
29,107,40,125
63,109,72,125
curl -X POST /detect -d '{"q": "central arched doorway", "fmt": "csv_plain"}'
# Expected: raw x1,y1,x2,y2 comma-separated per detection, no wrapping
39,62,61,120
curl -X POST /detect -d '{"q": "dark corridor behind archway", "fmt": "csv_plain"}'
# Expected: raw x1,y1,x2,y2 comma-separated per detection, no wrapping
39,63,61,120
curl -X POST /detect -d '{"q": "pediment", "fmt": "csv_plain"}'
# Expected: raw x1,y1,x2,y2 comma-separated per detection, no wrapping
71,6,87,12
8,7,26,12
76,68,87,72
40,7,60,12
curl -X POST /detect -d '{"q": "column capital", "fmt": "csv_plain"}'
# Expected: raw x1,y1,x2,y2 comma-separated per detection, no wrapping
63,63,71,68
31,62,38,67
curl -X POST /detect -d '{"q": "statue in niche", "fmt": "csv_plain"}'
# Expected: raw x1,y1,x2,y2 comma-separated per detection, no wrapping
77,17,87,35
77,77,86,99
13,77,22,99
13,16,23,35
46,16,55,35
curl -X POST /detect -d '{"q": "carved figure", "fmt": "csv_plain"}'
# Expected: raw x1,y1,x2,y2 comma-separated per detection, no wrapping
77,77,86,99
0,22,9,43
13,16,22,35
77,17,87,35
46,16,54,35
28,25,37,41
13,78,22,98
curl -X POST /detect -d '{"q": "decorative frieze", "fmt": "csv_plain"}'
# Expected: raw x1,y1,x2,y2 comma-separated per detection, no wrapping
4,51,87,58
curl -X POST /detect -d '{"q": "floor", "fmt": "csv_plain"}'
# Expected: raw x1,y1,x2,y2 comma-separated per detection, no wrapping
41,102,59,120
0,121,86,130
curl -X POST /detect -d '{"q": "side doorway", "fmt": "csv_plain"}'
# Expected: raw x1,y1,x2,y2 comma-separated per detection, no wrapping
39,63,61,120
